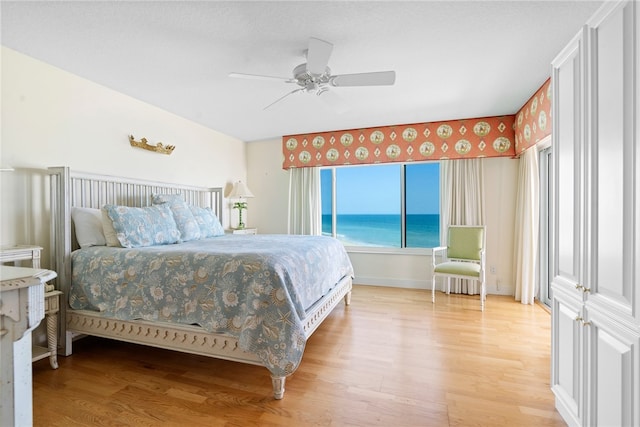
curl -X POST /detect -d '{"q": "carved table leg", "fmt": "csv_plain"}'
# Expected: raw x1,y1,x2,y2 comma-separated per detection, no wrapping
271,376,286,400
46,312,59,369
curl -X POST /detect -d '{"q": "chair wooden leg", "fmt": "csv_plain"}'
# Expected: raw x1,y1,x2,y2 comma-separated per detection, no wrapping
432,275,436,303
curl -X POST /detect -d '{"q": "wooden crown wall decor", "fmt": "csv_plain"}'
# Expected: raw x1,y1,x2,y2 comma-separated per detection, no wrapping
129,135,175,155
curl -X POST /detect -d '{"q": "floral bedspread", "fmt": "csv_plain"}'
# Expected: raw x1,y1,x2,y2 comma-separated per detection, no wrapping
70,234,354,377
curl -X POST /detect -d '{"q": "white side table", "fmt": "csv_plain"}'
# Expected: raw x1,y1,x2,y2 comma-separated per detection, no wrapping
0,245,43,268
0,245,60,369
226,228,258,235
1,266,55,427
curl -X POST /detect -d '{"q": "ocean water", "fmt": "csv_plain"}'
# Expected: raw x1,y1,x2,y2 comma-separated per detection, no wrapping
322,214,440,248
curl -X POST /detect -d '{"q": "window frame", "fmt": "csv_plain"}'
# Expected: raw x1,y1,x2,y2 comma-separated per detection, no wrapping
321,161,440,254
538,147,552,307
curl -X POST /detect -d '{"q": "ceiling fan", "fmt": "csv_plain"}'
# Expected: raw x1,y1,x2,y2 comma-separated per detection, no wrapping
229,37,396,110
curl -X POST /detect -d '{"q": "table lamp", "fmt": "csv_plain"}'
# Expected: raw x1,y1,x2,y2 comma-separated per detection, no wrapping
228,181,254,229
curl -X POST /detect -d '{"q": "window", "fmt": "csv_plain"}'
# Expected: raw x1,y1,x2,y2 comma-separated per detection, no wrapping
321,162,440,248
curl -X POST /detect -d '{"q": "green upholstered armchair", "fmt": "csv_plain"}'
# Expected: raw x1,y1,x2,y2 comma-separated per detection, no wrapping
432,225,486,311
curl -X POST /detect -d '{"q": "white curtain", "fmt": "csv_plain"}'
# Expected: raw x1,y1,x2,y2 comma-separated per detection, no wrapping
288,167,321,235
440,158,486,294
513,145,539,304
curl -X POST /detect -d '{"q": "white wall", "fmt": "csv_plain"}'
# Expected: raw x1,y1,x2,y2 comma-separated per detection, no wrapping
0,46,248,261
247,138,519,295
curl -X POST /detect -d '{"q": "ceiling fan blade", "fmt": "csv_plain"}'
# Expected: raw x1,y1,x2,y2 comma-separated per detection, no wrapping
229,72,292,83
264,88,304,110
306,37,333,75
318,90,349,114
330,71,396,87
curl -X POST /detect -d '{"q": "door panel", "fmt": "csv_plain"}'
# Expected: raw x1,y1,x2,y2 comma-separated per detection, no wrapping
551,287,584,426
590,0,635,314
586,309,638,427
552,30,585,295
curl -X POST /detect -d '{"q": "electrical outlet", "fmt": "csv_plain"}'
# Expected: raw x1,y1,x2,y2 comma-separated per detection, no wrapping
490,266,496,275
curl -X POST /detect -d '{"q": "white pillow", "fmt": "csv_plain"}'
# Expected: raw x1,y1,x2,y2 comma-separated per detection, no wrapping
71,207,106,248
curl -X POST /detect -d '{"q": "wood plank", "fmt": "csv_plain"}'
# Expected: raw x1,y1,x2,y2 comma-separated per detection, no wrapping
33,286,565,426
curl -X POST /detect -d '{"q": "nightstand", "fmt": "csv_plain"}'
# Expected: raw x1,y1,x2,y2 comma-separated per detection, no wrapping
0,245,60,369
226,228,258,235
0,244,43,268
1,265,56,427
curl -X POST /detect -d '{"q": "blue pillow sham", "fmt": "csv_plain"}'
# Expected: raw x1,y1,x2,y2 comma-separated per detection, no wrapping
103,204,181,248
151,193,201,242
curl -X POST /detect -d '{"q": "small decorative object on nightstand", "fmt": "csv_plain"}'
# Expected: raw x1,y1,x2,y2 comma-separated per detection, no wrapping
0,244,61,369
228,180,254,229
226,228,258,235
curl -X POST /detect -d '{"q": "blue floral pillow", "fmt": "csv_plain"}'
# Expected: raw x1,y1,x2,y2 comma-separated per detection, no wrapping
103,204,181,248
152,194,201,242
189,205,225,238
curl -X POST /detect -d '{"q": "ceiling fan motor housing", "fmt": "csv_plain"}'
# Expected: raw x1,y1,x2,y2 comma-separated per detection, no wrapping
293,63,331,94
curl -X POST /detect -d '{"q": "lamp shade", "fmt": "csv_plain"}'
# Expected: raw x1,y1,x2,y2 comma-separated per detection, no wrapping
228,181,254,198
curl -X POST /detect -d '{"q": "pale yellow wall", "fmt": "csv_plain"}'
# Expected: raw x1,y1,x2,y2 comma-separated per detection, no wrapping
246,139,519,295
244,138,289,234
1,45,520,297
0,47,248,262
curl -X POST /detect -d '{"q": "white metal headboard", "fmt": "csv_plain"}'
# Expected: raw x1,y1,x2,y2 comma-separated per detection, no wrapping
48,166,223,352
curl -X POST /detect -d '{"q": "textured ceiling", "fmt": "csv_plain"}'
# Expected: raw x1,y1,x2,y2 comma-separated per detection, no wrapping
1,1,603,142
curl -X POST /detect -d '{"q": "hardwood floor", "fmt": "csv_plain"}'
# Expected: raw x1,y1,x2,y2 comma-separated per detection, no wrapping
33,285,565,426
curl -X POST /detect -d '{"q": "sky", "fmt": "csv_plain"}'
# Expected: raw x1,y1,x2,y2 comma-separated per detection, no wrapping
321,162,440,215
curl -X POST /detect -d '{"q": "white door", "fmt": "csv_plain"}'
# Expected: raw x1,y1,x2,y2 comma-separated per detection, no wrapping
584,2,640,425
550,27,587,427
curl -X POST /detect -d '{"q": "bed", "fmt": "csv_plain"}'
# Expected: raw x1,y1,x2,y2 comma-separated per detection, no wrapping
48,167,354,399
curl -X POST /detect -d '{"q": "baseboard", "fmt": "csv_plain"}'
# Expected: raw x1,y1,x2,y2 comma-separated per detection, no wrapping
553,395,579,427
353,276,515,296
352,276,429,289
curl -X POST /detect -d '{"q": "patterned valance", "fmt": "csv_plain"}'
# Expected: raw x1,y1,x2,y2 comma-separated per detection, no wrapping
282,114,516,169
514,79,552,155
